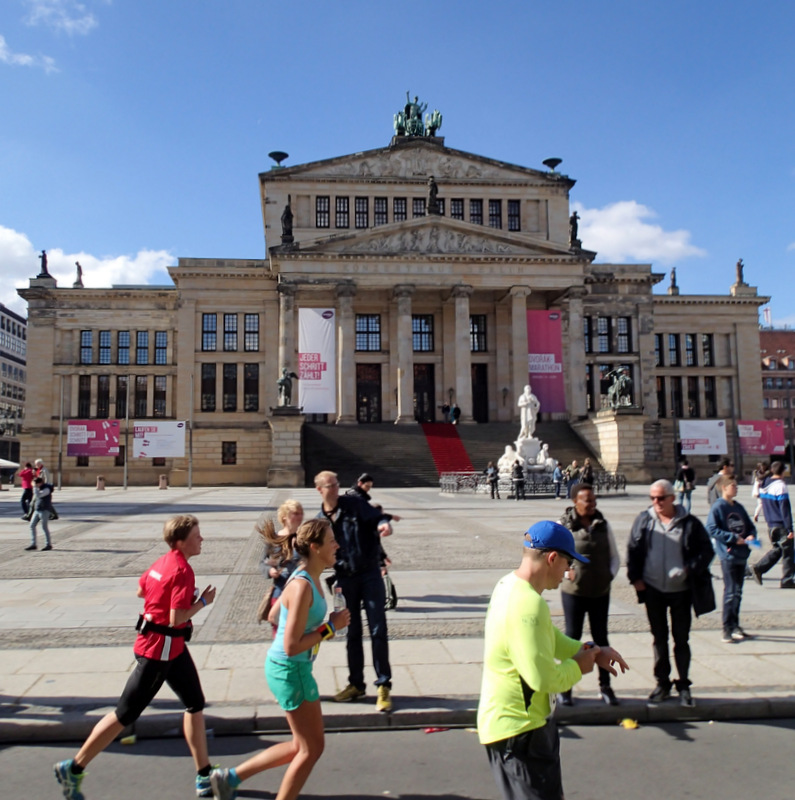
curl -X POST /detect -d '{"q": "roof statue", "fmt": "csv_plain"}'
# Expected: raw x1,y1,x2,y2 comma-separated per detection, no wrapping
393,92,442,137
38,249,50,277
736,258,745,285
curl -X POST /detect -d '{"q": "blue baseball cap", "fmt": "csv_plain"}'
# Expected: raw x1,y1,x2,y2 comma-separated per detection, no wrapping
523,520,589,564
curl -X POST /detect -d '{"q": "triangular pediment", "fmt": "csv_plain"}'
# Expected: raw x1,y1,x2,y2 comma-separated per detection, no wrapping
274,216,579,259
263,139,572,187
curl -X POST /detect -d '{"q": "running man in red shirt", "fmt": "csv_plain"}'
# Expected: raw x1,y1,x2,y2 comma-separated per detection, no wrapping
54,515,217,799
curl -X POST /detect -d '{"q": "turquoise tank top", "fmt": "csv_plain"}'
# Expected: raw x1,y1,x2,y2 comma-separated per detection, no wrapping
268,570,327,663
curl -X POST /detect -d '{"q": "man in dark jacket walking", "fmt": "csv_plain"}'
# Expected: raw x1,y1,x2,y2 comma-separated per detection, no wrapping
316,470,397,712
627,479,715,708
750,461,794,588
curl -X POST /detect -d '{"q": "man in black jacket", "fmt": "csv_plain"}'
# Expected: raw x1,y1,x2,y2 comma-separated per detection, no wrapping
627,479,715,708
316,470,396,712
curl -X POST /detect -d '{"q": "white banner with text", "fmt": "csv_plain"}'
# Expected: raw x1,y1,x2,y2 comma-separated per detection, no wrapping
298,308,336,413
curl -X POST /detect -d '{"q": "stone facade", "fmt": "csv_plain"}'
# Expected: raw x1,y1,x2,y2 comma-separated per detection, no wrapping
17,132,768,485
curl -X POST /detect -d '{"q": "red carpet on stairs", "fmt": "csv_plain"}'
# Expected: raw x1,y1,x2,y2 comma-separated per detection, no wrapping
421,423,474,474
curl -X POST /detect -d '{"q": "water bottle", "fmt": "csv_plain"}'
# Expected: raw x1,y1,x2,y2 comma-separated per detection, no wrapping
333,586,347,636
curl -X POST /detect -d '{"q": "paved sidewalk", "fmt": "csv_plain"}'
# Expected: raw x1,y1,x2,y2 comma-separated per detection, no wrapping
1,483,794,742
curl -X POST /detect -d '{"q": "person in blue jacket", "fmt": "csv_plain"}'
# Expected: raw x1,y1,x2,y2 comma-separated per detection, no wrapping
707,475,757,642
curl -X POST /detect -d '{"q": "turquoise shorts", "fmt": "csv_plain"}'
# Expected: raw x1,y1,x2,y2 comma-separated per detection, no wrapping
265,655,319,711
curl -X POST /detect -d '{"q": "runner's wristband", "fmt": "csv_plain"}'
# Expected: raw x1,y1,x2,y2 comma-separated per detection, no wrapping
199,597,207,607
316,622,335,641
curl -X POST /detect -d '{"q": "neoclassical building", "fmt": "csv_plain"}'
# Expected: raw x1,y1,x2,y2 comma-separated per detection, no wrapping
19,109,768,485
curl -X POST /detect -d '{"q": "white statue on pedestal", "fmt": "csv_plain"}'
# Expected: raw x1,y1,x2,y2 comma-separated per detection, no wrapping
498,445,522,477
517,384,541,439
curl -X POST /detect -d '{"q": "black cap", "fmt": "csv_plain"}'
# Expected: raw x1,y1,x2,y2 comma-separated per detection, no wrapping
358,473,374,484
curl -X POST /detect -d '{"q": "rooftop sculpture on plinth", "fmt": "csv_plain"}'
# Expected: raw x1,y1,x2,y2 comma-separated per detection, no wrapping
394,92,442,138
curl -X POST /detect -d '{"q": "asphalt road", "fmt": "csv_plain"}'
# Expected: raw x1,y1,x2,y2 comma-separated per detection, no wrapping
8,720,793,800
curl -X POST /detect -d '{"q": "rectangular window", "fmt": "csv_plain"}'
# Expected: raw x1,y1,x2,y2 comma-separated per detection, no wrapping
115,444,125,468
244,364,259,411
685,333,697,367
335,196,349,228
223,363,237,412
470,315,487,352
584,317,592,354
585,363,594,411
701,333,714,367
116,376,128,418
355,314,381,351
97,375,110,418
152,457,166,467
135,376,148,417
656,377,666,418
155,331,168,365
670,376,683,417
223,314,238,352
99,330,111,364
450,199,464,220
654,334,663,367
508,200,520,231
136,331,149,365
202,314,217,351
617,317,632,353
315,196,330,228
76,455,89,467
413,198,426,218
393,197,407,222
222,441,237,465
668,333,680,366
355,197,369,228
687,376,700,417
412,315,434,352
244,314,259,351
437,198,445,216
374,197,388,226
704,375,718,417
80,330,93,364
597,317,612,353
201,364,216,412
153,375,167,418
118,331,130,365
470,199,483,225
78,375,91,417
488,199,502,229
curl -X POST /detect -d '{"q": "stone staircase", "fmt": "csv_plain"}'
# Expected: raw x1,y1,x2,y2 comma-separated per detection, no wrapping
301,420,603,488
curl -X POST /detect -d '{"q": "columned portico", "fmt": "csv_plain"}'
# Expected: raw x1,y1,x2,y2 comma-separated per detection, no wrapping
336,282,357,424
452,284,474,423
277,283,297,373
393,284,416,425
509,286,531,419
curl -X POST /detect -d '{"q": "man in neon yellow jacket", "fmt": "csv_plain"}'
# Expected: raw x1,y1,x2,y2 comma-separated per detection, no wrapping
478,520,629,800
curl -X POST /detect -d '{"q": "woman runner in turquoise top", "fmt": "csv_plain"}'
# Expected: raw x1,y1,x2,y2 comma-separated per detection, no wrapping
210,519,350,800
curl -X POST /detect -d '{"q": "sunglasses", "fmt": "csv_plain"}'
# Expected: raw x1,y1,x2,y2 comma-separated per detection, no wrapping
649,495,672,502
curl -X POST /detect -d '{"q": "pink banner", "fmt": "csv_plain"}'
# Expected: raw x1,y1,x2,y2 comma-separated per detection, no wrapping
526,310,566,413
737,420,786,455
67,420,121,456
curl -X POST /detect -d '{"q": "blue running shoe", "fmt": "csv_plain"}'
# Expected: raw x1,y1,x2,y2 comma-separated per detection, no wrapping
209,768,239,800
54,760,85,800
196,766,219,797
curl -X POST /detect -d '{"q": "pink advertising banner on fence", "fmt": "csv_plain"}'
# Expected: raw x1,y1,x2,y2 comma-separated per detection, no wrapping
66,420,121,457
526,310,566,413
737,419,786,455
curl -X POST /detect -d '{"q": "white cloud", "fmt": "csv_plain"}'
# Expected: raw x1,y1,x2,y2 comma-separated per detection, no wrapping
787,242,795,252
0,224,174,316
572,200,706,265
0,33,57,72
23,0,98,36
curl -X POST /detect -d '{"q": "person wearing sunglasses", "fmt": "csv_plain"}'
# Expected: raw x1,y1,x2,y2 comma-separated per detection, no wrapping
627,479,715,708
478,520,628,800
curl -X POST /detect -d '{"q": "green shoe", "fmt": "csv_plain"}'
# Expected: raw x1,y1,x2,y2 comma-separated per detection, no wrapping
54,760,85,800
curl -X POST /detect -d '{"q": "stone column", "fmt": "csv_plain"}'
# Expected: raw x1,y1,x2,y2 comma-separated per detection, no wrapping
452,284,474,423
393,284,416,425
509,286,531,421
336,283,357,425
277,283,297,372
565,287,588,418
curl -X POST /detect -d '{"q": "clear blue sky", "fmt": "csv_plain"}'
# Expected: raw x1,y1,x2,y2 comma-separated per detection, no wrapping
2,0,793,325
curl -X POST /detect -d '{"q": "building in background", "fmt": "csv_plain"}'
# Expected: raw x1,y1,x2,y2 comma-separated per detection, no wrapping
759,328,795,469
0,302,27,464
17,102,767,485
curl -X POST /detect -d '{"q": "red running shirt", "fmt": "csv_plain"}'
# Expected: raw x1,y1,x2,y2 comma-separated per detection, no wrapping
134,549,196,661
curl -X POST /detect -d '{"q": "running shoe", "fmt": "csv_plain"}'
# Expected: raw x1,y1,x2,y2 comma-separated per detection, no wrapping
209,768,238,800
54,759,85,800
333,684,366,702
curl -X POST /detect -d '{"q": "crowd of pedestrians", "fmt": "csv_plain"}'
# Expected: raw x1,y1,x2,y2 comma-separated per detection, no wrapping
37,455,793,800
